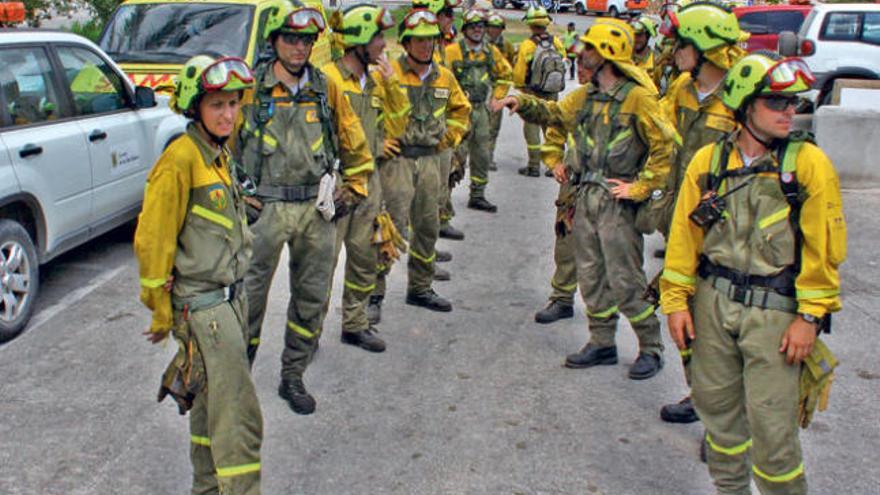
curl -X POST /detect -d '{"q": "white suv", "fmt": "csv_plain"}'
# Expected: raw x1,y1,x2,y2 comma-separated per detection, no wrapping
0,29,185,341
779,3,880,105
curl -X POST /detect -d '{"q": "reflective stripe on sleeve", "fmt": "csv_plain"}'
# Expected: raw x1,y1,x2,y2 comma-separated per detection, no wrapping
446,119,468,130
662,268,696,286
191,205,233,230
796,288,839,300
344,160,375,177
140,277,166,289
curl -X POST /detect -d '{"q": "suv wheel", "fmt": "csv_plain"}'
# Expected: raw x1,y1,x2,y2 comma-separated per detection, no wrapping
0,219,40,343
492,0,506,8
575,2,586,15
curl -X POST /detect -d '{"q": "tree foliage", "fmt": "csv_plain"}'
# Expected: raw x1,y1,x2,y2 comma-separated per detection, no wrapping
21,0,122,27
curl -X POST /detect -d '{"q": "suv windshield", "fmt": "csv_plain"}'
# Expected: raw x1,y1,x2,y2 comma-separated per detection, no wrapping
99,3,254,63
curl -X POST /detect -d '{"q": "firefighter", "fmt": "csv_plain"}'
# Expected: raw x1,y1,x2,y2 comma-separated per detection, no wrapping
496,18,674,379
486,11,516,172
444,8,512,213
368,8,470,322
661,51,846,495
321,3,411,353
236,2,374,415
134,55,262,494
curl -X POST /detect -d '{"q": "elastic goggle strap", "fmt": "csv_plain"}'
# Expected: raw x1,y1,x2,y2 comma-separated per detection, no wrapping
202,57,254,90
286,8,326,32
767,57,815,90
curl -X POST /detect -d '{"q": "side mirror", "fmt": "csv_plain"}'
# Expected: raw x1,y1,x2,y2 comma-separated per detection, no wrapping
134,86,156,109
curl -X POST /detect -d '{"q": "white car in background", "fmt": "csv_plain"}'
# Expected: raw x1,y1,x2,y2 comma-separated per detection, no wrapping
779,3,880,106
0,29,185,342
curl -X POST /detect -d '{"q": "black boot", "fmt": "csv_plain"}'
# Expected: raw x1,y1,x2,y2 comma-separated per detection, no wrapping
467,197,498,213
564,344,618,369
489,161,498,171
406,289,452,312
341,327,386,353
278,377,316,415
436,250,453,263
433,267,451,281
660,396,699,424
628,353,663,380
366,295,383,325
534,300,574,324
518,166,540,177
439,224,465,240
544,168,554,177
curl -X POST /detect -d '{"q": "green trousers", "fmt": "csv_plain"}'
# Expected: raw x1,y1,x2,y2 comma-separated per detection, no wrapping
245,201,336,378
454,104,492,199
326,173,382,333
177,295,262,495
522,92,557,172
692,278,806,495
376,152,442,295
488,103,503,168
549,181,578,306
438,148,455,227
572,187,662,356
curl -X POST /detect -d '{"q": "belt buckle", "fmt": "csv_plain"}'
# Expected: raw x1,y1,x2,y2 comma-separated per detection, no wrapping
731,285,749,305
223,285,232,301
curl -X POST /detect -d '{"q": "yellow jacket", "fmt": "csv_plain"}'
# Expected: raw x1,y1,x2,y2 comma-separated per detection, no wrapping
541,125,567,170
660,139,847,317
516,80,674,200
633,49,655,75
393,57,471,150
443,40,513,101
321,61,411,149
237,63,374,196
135,126,236,333
513,34,566,88
490,35,516,66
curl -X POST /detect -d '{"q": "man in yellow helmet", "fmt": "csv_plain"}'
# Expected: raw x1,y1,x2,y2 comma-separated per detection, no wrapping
320,3,411,354
497,19,674,379
235,1,374,415
135,55,262,494
486,11,516,172
652,1,749,425
661,51,845,495
444,8,512,213
368,8,470,322
513,6,566,178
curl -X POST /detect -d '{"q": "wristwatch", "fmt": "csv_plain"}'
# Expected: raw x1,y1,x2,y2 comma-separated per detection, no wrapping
798,313,821,326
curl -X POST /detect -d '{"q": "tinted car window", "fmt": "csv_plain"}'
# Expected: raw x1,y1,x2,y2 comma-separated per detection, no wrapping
56,46,128,116
864,13,880,45
738,12,767,34
766,11,806,34
822,12,861,41
0,47,63,128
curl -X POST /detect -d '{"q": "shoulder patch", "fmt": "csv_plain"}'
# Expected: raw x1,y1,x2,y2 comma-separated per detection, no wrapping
434,88,450,99
207,184,228,210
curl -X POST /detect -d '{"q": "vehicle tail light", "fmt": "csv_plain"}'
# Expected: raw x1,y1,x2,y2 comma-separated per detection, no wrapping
800,39,815,56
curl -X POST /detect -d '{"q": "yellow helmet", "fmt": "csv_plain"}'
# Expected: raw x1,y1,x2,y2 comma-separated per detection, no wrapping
523,6,551,27
579,18,633,63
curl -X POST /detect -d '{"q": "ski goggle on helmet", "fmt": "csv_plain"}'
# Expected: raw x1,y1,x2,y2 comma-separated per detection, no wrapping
766,57,815,92
283,7,326,33
403,8,439,28
201,57,254,91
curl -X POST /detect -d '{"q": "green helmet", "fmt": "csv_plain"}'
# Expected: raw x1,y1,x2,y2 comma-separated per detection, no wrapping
334,4,394,47
523,6,551,27
631,16,657,38
263,2,326,41
412,0,459,15
462,8,487,28
670,2,746,52
487,12,505,29
398,8,441,42
721,51,815,111
173,55,254,115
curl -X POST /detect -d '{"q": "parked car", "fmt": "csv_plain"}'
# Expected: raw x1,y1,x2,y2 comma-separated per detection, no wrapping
778,3,880,106
573,0,648,18
98,0,332,92
734,4,812,52
0,29,184,341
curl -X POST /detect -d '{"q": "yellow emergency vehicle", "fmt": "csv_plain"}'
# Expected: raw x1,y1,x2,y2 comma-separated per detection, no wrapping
98,0,331,92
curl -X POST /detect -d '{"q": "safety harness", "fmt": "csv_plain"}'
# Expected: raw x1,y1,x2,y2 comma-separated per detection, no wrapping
452,39,495,103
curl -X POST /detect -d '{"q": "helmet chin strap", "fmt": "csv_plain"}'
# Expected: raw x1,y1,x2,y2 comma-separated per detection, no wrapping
354,45,371,71
743,118,778,151
279,58,307,79
196,121,229,148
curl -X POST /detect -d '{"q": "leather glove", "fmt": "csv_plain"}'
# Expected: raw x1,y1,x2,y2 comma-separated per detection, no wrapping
332,187,360,221
243,196,263,225
383,138,401,159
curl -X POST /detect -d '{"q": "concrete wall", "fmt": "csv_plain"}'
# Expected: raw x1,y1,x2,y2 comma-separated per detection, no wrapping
814,105,880,188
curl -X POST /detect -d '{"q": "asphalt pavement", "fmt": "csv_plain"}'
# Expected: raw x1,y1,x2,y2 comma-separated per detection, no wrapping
1,89,880,494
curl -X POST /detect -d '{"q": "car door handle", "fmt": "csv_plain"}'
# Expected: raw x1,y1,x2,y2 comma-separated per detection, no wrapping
88,129,108,142
19,144,43,158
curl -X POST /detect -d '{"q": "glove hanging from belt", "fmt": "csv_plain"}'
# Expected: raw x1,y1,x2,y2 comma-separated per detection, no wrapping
448,152,466,188
373,211,407,266
157,321,206,415
554,188,576,237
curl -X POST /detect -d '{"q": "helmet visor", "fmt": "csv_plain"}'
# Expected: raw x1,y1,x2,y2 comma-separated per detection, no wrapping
285,8,326,32
767,57,815,91
659,11,678,37
377,8,395,30
487,14,504,27
202,57,254,91
403,9,439,29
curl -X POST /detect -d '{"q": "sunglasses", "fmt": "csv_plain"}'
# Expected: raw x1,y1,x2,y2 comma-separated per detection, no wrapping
280,33,317,45
766,57,815,91
403,9,439,28
759,95,800,112
284,8,326,32
201,57,254,90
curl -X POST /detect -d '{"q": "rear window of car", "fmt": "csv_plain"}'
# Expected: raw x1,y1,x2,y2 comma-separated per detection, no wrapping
739,10,806,35
821,12,861,41
864,12,880,45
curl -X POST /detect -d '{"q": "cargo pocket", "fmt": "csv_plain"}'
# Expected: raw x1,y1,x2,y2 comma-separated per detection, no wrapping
755,205,796,268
